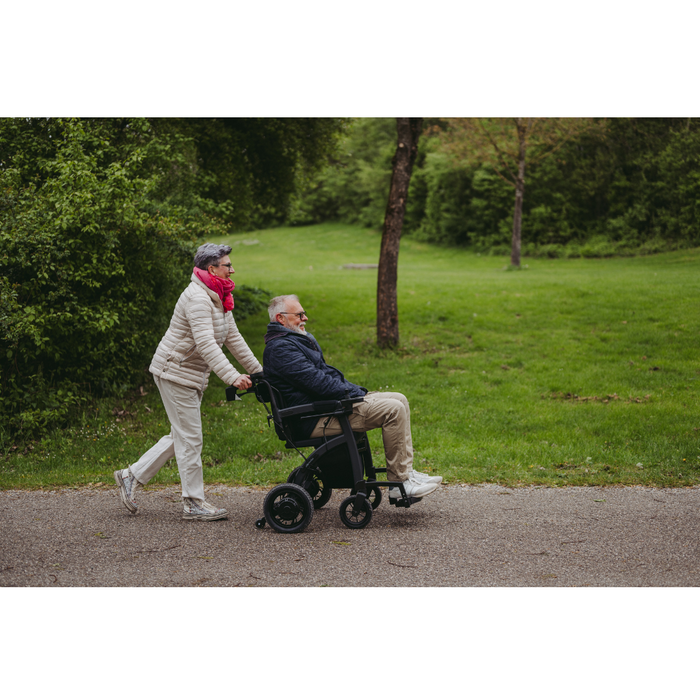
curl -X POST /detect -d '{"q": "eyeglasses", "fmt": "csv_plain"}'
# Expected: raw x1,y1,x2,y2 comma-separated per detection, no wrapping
215,263,233,269
279,311,307,319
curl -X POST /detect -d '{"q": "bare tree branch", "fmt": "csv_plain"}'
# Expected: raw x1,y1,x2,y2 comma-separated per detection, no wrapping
479,119,517,185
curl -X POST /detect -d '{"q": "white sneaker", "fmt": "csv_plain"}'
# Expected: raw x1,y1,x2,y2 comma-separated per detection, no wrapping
388,477,439,500
182,497,228,521
114,468,141,513
411,469,443,484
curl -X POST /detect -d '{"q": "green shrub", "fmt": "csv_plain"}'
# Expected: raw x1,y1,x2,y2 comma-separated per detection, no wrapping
288,118,396,229
231,285,272,320
526,243,565,259
410,152,477,246
0,118,224,440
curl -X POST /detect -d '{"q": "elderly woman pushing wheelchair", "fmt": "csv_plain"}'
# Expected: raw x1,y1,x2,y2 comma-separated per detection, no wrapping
114,243,262,521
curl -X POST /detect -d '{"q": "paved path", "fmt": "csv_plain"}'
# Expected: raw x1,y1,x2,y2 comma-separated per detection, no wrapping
2,484,699,586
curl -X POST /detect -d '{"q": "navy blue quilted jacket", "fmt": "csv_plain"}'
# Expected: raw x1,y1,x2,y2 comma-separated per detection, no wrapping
262,322,367,438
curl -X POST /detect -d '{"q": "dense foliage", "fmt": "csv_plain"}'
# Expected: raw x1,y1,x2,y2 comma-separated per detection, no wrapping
153,118,351,230
0,119,202,438
288,118,397,228
290,118,700,257
0,118,345,441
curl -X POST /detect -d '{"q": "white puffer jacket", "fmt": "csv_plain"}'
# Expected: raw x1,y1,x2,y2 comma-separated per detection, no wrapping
149,274,263,391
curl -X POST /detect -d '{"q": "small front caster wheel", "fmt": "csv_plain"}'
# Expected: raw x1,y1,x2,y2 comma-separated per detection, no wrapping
255,518,266,529
339,495,373,529
352,485,382,511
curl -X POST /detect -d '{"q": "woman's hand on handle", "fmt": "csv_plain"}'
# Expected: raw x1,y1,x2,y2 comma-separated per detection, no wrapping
233,375,252,390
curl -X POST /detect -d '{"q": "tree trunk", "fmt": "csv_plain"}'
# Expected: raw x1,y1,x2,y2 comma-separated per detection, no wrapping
510,121,527,268
377,118,422,348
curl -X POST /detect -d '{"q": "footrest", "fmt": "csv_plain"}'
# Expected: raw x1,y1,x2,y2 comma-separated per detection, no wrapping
388,496,423,508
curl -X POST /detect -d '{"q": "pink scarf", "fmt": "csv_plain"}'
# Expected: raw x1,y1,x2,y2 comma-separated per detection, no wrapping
193,267,235,312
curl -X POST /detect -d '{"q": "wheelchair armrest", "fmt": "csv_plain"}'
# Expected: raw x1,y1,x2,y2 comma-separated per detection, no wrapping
340,396,365,413
313,400,344,413
277,397,363,419
277,403,327,418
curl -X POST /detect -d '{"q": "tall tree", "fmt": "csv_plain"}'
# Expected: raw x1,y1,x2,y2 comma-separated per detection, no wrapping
437,118,597,266
377,118,422,348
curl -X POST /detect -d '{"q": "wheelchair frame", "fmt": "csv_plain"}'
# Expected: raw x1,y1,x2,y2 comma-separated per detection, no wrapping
228,372,422,533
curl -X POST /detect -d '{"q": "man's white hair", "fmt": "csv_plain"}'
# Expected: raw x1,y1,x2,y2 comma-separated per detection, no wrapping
268,294,300,322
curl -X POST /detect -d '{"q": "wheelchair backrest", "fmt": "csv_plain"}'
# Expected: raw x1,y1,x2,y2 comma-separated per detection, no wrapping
255,378,294,443
253,379,272,404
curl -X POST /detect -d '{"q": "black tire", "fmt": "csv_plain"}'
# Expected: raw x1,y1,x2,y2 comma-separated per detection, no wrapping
288,467,332,510
366,485,382,510
339,495,373,530
351,484,382,511
287,466,304,484
263,484,314,534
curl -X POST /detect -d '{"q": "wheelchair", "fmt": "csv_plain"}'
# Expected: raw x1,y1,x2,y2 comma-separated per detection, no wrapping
228,372,423,533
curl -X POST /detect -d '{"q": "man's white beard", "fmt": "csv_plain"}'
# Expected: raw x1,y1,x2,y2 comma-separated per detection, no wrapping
284,321,307,335
281,317,306,335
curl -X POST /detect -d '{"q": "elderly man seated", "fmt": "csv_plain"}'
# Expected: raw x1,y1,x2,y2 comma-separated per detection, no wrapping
262,294,442,500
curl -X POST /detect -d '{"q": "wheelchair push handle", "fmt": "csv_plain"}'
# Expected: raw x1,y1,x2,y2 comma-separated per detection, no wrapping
226,385,252,402
226,376,263,402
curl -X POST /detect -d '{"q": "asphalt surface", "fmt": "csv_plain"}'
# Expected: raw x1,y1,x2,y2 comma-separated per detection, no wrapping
2,483,700,587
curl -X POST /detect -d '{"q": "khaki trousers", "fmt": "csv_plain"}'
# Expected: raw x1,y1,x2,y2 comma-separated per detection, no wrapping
309,391,413,482
129,375,206,501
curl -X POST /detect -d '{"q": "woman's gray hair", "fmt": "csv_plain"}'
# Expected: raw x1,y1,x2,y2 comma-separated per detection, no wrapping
194,243,233,270
268,295,299,322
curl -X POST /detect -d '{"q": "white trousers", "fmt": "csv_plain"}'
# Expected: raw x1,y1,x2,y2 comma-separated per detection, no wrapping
309,391,414,482
129,375,205,501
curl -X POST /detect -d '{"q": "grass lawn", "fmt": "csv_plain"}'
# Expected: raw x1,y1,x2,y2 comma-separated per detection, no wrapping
3,222,700,489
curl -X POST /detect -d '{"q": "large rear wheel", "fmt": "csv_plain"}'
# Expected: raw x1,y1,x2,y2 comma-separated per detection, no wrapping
263,483,314,534
288,467,332,509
